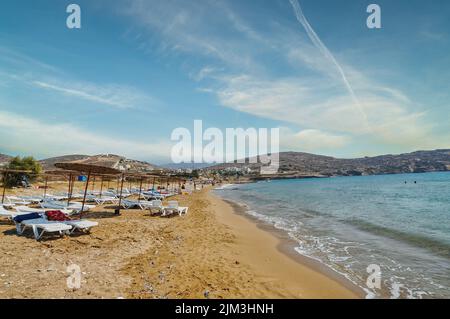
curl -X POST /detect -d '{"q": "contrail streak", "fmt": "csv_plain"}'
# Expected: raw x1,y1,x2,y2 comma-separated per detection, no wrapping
289,0,370,129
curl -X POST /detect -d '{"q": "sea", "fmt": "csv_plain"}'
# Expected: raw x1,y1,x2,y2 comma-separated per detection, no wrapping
213,172,450,299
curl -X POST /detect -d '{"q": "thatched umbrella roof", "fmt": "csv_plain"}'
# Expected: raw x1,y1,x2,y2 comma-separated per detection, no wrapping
54,163,121,175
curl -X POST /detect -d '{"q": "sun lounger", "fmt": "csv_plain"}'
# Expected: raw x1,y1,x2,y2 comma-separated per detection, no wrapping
14,196,43,204
93,196,119,205
64,220,98,234
0,206,31,220
142,192,165,200
5,196,31,206
120,199,153,210
162,201,189,217
14,205,73,215
14,216,73,240
44,194,67,201
41,200,95,212
148,200,164,215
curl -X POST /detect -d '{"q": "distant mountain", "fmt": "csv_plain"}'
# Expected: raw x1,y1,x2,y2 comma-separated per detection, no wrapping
160,162,214,170
40,154,162,173
205,149,450,178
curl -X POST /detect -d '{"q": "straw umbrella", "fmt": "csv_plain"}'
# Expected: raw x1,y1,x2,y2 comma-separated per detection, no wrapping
54,163,121,218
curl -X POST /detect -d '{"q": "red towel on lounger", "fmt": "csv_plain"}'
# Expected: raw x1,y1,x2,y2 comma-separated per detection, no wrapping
45,210,71,221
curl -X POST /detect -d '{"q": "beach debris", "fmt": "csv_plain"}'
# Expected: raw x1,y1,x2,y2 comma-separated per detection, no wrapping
203,290,210,299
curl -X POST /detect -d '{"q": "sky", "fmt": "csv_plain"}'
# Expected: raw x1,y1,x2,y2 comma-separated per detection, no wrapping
0,0,449,164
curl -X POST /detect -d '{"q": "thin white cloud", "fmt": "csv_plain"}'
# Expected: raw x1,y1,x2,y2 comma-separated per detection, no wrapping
0,110,172,162
0,46,61,73
32,80,153,110
0,47,159,111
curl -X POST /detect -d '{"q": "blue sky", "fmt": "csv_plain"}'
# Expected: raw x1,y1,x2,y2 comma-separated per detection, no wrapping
0,0,449,164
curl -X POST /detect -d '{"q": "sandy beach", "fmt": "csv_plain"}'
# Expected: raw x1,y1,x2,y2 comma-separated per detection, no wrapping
0,187,361,299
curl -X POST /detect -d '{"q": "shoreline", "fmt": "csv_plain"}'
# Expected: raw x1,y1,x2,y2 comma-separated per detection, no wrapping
220,197,366,298
207,190,363,299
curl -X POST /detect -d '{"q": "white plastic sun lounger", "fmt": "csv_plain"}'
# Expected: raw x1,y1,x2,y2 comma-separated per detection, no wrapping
14,205,73,215
5,196,31,206
64,220,98,234
41,200,95,212
15,218,73,240
0,206,31,220
161,201,189,217
121,199,154,210
142,192,165,200
44,194,66,201
21,196,44,203
148,200,164,215
93,196,119,205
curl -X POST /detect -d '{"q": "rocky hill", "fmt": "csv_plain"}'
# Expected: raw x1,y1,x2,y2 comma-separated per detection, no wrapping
0,154,12,167
205,149,450,178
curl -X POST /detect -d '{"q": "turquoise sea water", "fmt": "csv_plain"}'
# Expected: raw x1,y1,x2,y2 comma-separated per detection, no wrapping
214,172,450,299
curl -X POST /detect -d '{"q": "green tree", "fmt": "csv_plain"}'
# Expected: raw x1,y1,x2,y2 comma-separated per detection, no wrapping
3,156,42,187
191,169,200,179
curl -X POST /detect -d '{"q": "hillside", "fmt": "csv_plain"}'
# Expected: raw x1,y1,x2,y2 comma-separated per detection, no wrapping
205,149,450,178
0,154,12,167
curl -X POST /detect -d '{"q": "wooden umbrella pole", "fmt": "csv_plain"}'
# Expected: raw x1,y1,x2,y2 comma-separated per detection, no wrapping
1,171,8,204
138,178,143,203
43,176,48,199
152,177,156,191
99,177,104,198
116,174,125,215
67,173,73,206
92,176,96,194
80,172,91,219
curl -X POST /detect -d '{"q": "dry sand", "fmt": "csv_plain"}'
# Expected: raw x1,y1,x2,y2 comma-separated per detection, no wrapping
0,186,361,299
